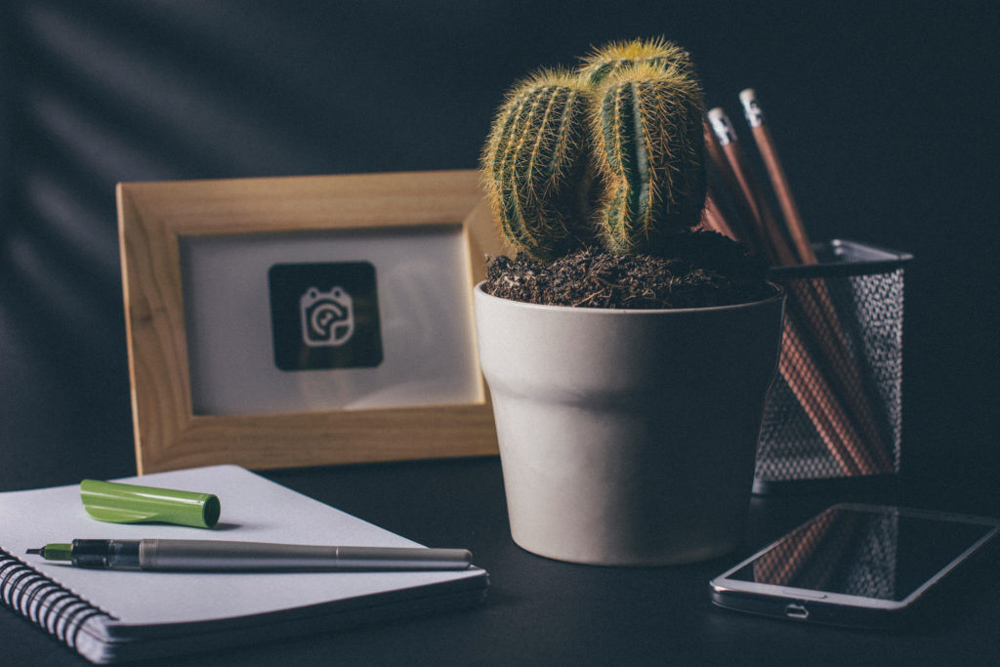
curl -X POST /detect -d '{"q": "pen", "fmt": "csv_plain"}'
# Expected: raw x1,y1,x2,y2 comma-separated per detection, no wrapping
26,539,473,572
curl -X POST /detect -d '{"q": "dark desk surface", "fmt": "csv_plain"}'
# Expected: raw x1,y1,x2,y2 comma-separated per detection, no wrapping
3,456,999,666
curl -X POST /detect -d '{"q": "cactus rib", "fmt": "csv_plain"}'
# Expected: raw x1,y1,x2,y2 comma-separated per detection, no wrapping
481,70,592,259
592,63,707,255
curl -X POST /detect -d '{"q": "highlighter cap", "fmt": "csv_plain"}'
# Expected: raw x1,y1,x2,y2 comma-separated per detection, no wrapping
80,479,221,529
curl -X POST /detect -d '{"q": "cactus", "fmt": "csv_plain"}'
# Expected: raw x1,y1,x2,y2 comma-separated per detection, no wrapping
578,37,696,86
480,70,594,260
481,38,707,260
591,62,707,255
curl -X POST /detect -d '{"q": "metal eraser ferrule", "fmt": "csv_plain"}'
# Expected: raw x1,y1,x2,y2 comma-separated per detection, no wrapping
80,479,221,529
739,88,765,128
707,107,737,146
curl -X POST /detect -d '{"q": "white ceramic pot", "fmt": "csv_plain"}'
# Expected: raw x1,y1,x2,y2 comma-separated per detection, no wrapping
474,282,786,566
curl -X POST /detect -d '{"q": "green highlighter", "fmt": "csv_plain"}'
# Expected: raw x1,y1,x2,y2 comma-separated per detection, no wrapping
80,479,221,529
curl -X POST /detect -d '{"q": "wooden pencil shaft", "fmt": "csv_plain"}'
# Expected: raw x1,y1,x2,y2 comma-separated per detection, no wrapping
739,89,816,264
753,124,817,263
781,319,870,475
778,358,857,476
785,283,893,472
703,121,749,222
752,156,884,457
780,321,855,474
751,115,892,469
704,119,775,259
784,315,884,475
725,140,798,266
707,108,798,266
726,92,895,475
705,189,884,475
702,123,881,475
706,103,892,477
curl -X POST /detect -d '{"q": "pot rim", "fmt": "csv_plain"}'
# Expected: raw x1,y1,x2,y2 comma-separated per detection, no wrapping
473,280,785,316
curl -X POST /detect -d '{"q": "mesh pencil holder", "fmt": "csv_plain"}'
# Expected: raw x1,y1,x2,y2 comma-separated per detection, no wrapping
754,240,913,493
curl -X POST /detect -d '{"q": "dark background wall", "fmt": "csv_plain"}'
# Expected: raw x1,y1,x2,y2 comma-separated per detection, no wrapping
1,1,996,496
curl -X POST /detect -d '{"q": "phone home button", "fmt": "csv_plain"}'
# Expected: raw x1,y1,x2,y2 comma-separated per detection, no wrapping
781,588,828,600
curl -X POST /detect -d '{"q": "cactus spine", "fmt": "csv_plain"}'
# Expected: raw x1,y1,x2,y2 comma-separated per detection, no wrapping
481,70,593,260
482,38,706,260
578,37,696,86
591,63,707,255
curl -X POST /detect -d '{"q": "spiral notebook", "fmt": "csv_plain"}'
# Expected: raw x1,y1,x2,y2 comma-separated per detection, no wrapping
0,465,489,664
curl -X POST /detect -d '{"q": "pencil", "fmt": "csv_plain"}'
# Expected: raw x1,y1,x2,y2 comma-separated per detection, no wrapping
781,317,881,475
700,158,860,476
738,90,892,474
707,107,798,266
739,88,816,263
703,121,757,249
706,106,890,477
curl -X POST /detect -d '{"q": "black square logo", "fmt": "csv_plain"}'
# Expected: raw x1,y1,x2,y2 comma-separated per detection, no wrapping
268,262,384,371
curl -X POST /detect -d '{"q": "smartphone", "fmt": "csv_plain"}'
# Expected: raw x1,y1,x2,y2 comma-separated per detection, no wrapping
710,503,1000,628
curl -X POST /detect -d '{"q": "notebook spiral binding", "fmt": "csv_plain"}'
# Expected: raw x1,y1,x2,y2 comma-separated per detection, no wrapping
0,547,115,653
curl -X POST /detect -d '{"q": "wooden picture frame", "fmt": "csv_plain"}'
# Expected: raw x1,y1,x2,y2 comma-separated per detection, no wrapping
117,170,502,474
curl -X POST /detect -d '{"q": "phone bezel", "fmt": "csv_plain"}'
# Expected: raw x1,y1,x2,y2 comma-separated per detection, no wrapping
710,503,1000,626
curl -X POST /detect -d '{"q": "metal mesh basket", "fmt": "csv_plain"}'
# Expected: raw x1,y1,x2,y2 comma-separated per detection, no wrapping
754,240,912,492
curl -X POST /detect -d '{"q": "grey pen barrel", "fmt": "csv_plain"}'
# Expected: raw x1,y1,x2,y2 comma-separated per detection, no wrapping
138,540,473,571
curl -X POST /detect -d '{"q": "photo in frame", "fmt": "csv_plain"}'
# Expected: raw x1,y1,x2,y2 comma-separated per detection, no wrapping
117,170,502,474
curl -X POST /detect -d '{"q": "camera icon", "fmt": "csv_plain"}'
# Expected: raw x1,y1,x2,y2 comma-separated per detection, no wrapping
300,286,355,347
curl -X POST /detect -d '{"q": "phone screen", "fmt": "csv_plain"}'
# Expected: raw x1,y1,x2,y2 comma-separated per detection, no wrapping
724,505,996,602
